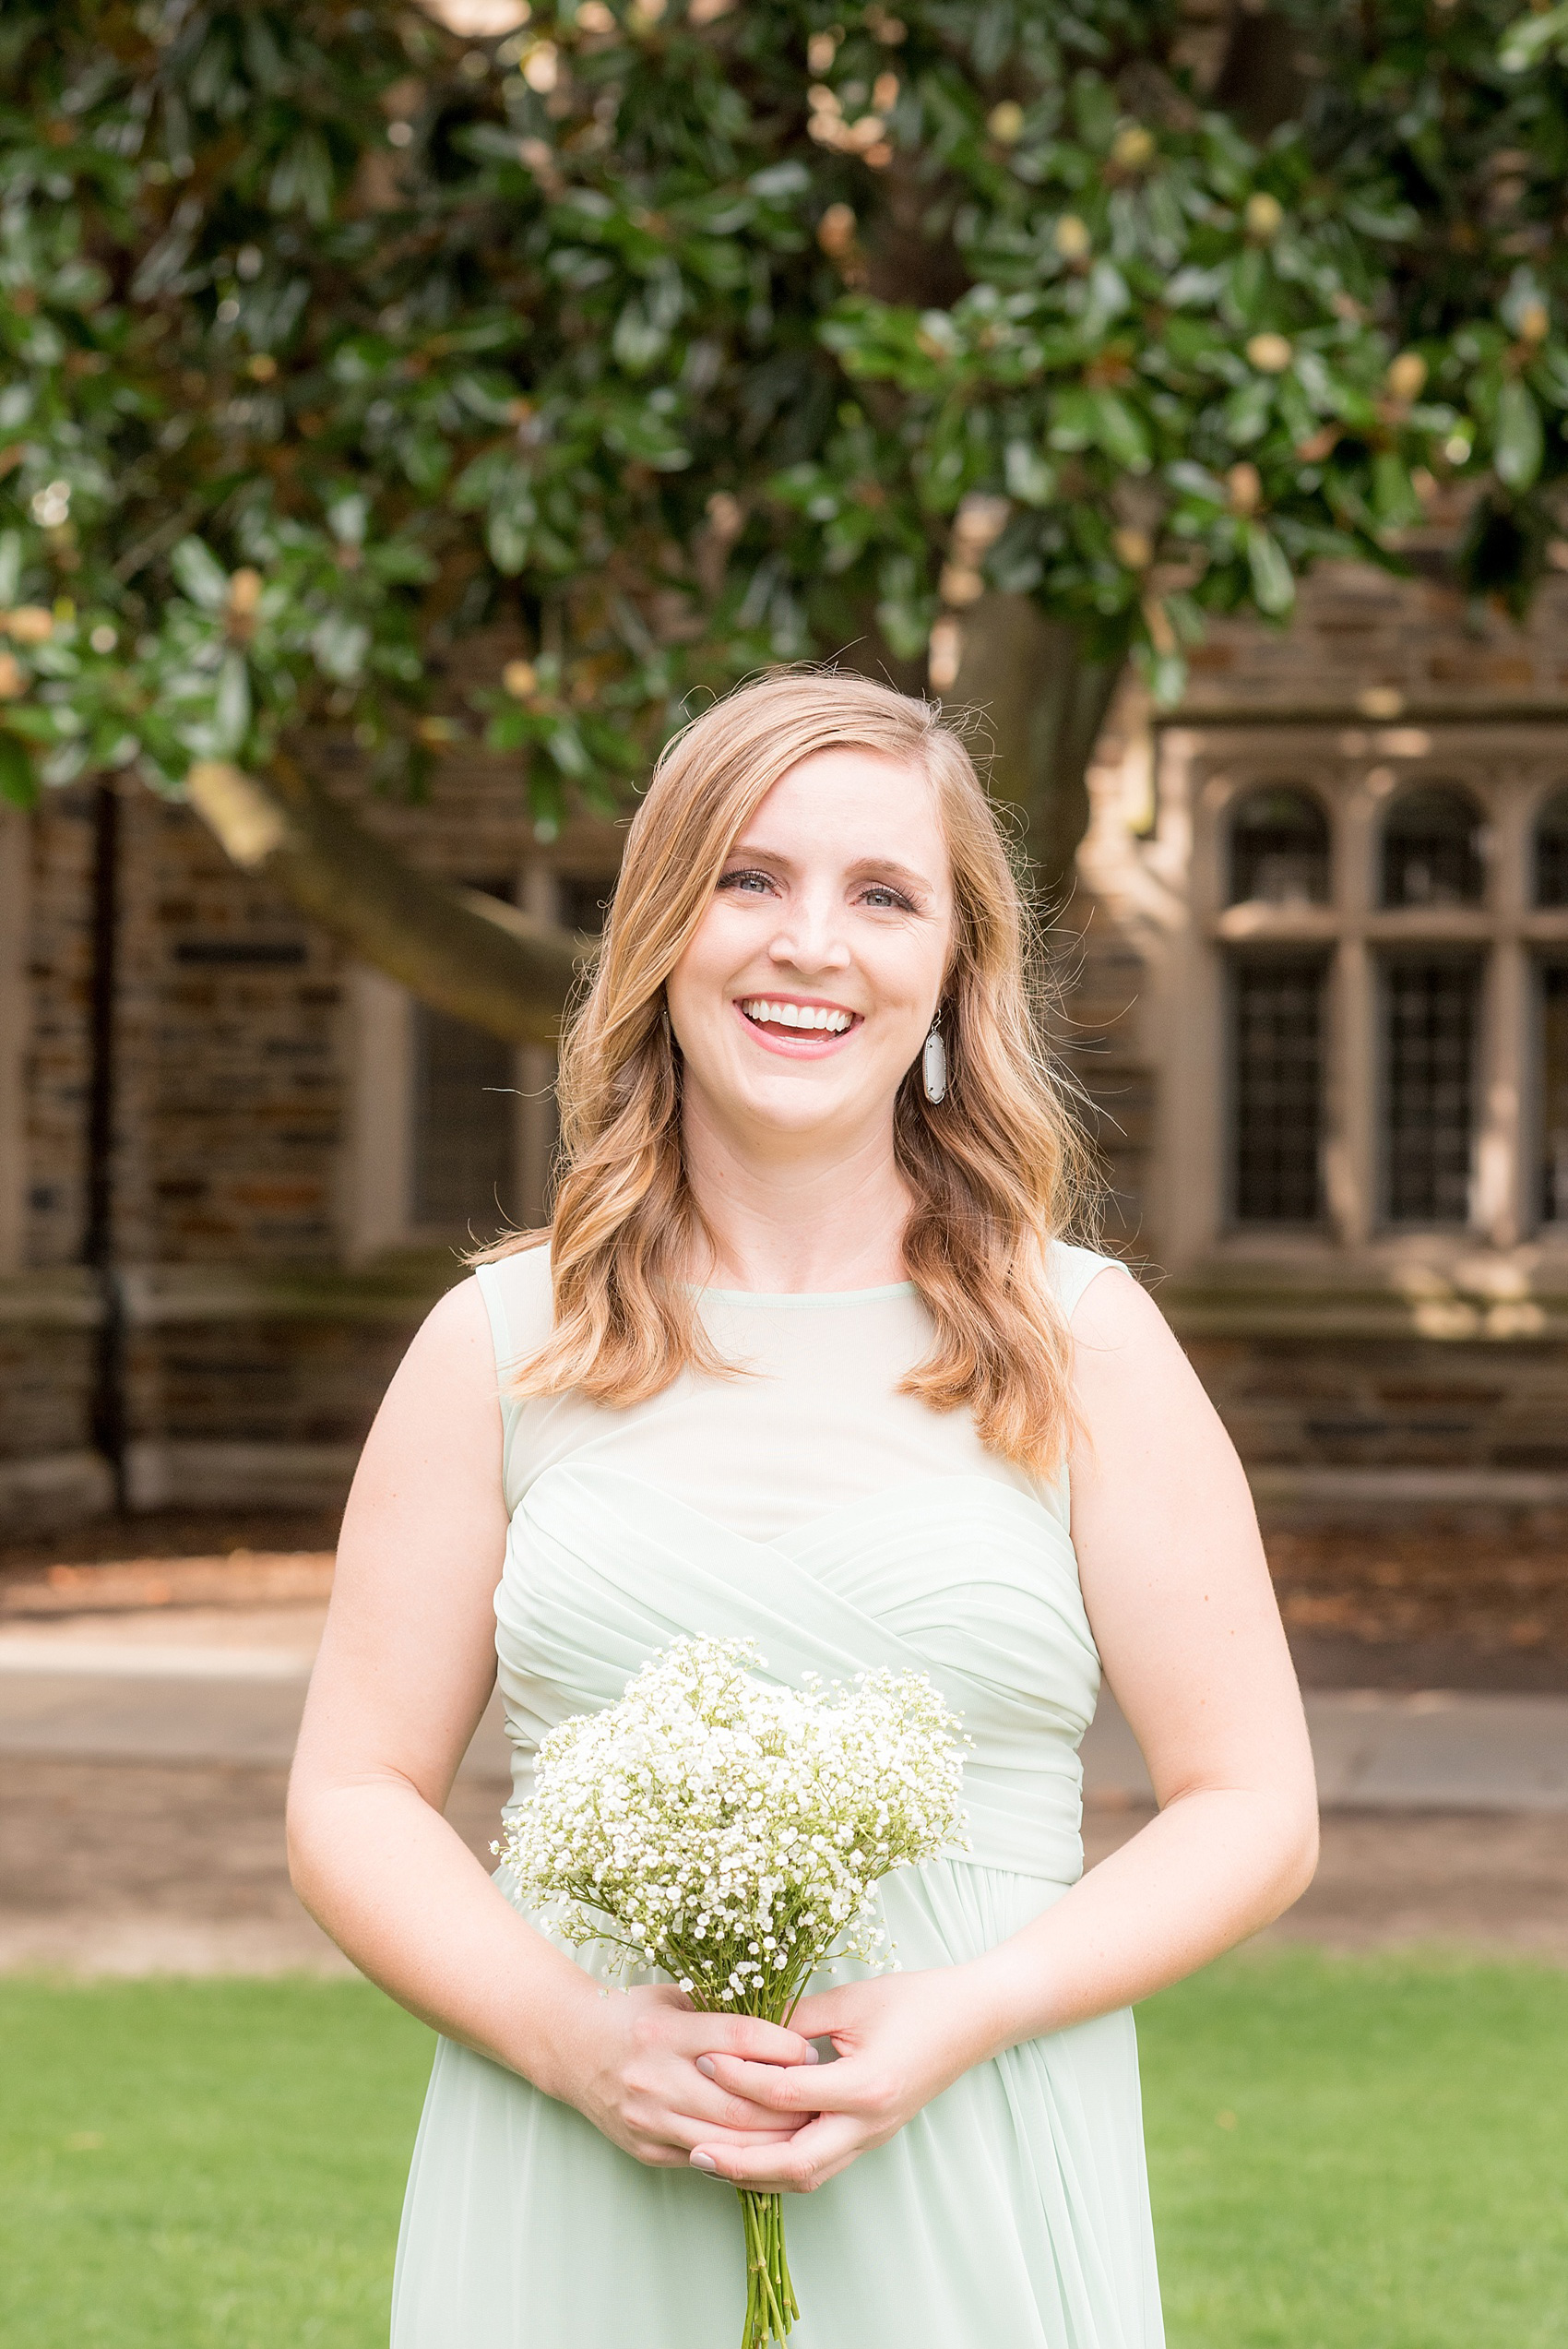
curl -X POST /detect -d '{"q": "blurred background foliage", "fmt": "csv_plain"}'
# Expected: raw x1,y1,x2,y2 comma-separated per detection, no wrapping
5,1,1568,1027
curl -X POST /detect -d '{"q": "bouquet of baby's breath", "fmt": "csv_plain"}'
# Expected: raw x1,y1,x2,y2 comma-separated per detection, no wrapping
495,1635,968,2349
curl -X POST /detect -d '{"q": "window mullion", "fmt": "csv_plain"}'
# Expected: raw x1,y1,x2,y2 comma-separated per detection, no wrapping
1477,938,1525,1245
1478,783,1529,1243
517,860,562,1230
1330,937,1374,1243
1331,785,1375,1243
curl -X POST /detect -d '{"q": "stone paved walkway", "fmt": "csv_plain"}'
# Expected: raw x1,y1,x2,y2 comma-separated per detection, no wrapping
3,1579,1566,1973
5,1608,1564,1808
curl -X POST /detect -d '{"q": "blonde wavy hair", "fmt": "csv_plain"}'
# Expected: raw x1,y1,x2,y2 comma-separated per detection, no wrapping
479,670,1098,1475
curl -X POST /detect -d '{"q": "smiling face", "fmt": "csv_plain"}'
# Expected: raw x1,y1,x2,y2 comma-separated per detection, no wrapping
665,745,954,1157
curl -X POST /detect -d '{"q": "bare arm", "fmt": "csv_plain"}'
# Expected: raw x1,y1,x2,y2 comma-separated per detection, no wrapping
974,1264,1319,2031
286,1279,816,2160
693,1269,1318,2191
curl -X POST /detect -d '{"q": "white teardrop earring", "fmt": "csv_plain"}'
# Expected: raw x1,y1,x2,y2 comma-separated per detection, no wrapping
922,1010,947,1105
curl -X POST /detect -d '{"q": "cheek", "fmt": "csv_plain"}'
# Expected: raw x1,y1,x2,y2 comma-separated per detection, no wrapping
666,911,741,1039
862,932,948,1024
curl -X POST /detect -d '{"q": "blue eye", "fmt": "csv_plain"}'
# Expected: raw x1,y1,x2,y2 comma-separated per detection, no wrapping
719,868,774,894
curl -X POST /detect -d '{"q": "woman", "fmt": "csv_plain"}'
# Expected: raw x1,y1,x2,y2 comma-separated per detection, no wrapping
287,672,1317,2349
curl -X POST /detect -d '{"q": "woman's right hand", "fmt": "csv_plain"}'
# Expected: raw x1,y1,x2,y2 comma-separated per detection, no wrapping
553,1982,821,2169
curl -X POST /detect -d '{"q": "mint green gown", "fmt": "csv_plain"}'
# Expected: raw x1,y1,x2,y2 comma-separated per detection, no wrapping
390,1245,1164,2349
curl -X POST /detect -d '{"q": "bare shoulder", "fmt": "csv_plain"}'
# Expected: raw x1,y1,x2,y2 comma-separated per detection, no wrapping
388,1272,496,1395
1067,1264,1236,1483
301,1270,511,1795
411,1269,496,1356
334,1274,509,1609
360,1274,505,1488
1063,1264,1312,1825
1067,1260,1182,1370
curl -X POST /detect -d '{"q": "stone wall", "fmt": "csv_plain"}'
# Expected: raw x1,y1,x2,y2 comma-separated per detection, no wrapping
25,789,95,1273
1184,557,1568,717
1182,1326,1568,1535
127,791,344,1270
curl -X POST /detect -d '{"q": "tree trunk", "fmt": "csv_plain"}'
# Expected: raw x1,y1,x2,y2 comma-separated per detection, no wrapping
184,756,588,1045
946,595,1129,901
1211,6,1309,137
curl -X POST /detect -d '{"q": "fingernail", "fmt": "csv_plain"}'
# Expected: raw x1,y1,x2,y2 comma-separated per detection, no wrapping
695,2055,717,2079
690,2151,719,2172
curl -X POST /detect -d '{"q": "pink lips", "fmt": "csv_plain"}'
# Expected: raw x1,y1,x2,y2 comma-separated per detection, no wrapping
733,997,861,1058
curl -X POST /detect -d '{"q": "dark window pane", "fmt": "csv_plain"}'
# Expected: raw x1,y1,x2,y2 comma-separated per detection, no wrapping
1535,791,1568,907
1230,953,1327,1223
1381,785,1484,908
1540,965,1568,1221
410,876,517,1230
410,1005,516,1228
1383,956,1480,1225
1229,787,1330,906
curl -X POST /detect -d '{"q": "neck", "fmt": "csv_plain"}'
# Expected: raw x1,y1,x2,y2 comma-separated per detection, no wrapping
680,1095,912,1294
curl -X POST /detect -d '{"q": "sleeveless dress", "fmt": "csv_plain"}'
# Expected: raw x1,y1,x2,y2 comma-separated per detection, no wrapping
390,1246,1164,2349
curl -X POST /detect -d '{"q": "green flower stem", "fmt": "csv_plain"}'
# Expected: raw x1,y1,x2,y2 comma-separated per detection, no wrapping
739,2187,798,2349
713,1987,805,2345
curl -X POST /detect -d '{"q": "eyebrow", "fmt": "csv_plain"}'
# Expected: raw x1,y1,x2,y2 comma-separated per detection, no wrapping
723,846,939,898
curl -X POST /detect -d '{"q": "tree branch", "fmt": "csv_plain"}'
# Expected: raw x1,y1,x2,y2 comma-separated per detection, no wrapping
184,757,591,1044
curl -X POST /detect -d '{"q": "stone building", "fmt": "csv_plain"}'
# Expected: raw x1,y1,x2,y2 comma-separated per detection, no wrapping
0,745,622,1532
6,559,1568,1534
1079,557,1568,1531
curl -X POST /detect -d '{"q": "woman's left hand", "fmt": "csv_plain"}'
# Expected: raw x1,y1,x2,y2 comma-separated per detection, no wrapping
687,1964,994,2194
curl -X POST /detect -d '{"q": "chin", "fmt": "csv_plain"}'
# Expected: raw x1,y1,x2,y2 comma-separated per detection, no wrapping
730,1072,859,1134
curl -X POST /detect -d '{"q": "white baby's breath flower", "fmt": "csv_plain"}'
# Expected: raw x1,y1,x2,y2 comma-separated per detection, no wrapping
496,1636,968,2014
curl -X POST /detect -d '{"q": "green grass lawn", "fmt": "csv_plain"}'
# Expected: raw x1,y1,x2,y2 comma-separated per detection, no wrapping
1139,1950,1568,2349
0,1977,433,2349
0,1952,1563,2348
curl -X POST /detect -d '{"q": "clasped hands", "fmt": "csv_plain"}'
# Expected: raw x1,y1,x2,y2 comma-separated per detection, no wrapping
564,1966,992,2196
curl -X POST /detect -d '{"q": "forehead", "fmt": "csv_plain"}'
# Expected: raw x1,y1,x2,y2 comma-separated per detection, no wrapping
733,745,944,846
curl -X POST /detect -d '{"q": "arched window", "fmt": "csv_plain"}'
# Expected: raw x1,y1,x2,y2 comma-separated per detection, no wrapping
1534,789,1568,907
1228,786,1331,906
1380,784,1484,908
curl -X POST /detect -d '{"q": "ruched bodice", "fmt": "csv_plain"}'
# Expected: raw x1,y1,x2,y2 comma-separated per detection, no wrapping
495,1465,1100,1886
391,1245,1166,2349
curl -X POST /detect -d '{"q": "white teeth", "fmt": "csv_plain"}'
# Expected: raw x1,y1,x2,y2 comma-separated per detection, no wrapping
740,998,854,1033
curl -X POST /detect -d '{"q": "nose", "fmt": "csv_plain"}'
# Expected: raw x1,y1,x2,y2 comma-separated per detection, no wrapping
766,886,850,976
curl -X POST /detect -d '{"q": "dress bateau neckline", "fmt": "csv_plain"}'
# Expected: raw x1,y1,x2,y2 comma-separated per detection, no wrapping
695,1280,917,1308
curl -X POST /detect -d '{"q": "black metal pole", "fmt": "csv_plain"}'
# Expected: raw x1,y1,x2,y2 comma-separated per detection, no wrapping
83,777,126,1512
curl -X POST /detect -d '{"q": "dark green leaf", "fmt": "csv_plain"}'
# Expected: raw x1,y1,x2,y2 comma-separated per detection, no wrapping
0,732,36,807
1246,524,1296,616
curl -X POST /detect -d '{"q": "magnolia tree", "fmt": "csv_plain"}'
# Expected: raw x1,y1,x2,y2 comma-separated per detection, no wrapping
5,0,1568,1039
